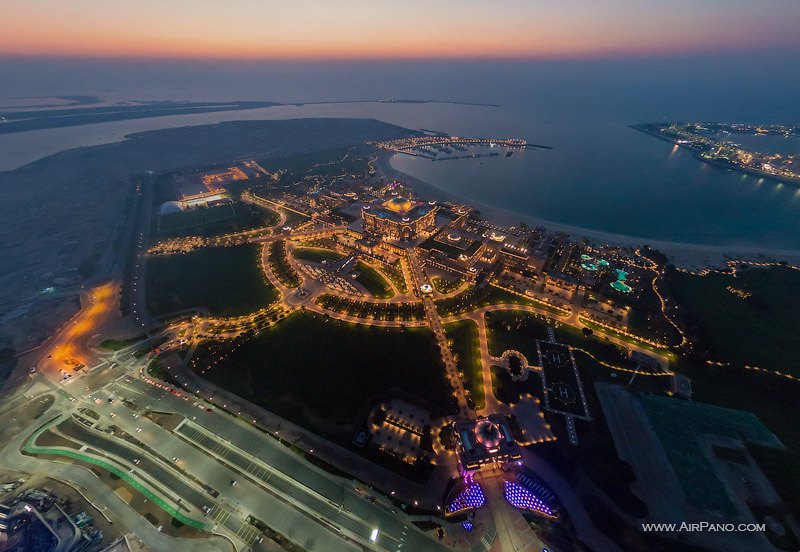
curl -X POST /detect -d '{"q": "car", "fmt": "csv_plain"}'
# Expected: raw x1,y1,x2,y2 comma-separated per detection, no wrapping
230,480,237,486
110,413,116,418
202,505,212,514
135,427,142,433
29,366,36,373
133,458,141,465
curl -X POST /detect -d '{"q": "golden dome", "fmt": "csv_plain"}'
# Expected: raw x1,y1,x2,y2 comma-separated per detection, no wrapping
382,196,414,213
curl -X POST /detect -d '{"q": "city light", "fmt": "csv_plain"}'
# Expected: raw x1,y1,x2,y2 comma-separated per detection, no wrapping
446,483,486,514
503,481,556,517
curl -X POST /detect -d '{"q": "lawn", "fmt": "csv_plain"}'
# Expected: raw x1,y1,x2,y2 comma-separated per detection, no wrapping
444,320,484,409
490,365,543,404
98,335,146,351
259,146,352,172
291,247,345,264
267,240,300,288
146,244,277,317
157,202,276,238
485,310,645,372
435,284,542,316
316,295,425,321
355,261,394,299
668,265,800,376
432,276,462,294
193,313,456,433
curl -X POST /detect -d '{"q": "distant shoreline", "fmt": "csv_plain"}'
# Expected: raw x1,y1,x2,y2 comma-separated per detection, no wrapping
631,124,800,188
375,150,800,269
292,99,501,108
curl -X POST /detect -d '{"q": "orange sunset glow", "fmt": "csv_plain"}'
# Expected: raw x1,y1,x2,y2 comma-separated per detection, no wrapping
2,0,799,59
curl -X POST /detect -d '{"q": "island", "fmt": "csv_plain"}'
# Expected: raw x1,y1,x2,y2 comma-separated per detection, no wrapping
633,122,800,186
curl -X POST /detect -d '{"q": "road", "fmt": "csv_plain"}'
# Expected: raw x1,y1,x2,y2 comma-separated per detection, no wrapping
2,343,456,552
105,372,449,551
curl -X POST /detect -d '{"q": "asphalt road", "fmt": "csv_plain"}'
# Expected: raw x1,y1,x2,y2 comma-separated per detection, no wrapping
107,374,448,551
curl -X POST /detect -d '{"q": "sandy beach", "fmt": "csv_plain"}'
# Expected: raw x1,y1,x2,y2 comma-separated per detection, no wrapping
376,151,800,270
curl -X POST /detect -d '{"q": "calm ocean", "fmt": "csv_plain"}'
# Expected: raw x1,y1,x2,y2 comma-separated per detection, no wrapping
2,57,798,248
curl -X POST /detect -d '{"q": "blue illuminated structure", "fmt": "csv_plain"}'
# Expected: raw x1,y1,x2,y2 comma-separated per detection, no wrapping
503,480,557,518
462,521,474,532
446,483,486,515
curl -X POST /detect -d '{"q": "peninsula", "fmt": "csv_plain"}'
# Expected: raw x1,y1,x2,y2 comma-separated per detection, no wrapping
634,122,800,186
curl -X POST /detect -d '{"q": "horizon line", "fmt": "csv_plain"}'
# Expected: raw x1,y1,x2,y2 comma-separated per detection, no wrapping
2,46,797,64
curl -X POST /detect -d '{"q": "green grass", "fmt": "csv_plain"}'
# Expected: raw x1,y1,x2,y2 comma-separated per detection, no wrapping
281,209,310,228
355,261,394,298
380,261,408,293
579,318,669,355
267,240,300,288
490,365,543,404
432,276,462,294
435,284,543,316
157,202,275,238
485,310,645,372
315,295,424,321
668,265,800,376
259,146,353,172
25,420,206,531
146,244,277,317
444,320,484,409
193,312,457,433
291,247,345,264
98,335,145,351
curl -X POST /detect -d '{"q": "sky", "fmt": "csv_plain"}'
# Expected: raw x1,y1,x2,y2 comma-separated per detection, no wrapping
2,0,799,60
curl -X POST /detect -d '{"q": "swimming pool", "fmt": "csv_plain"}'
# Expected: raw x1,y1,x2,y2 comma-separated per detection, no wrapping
611,280,632,293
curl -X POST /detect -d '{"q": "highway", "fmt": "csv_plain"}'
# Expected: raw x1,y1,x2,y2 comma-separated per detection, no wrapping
102,370,448,551
5,340,455,551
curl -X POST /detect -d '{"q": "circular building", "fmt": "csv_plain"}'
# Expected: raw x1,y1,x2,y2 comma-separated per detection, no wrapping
474,419,503,451
159,200,185,215
383,196,414,213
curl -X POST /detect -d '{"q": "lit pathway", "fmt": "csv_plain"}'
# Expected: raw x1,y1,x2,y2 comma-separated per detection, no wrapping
406,249,471,416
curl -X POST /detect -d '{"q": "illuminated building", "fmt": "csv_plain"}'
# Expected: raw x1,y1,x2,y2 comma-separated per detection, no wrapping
503,473,559,518
454,415,521,471
361,197,437,242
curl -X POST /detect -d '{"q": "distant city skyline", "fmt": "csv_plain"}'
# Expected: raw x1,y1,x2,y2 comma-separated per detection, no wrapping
3,0,799,60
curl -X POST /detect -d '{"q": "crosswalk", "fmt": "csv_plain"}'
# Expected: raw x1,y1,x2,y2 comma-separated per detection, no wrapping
177,425,280,489
206,503,261,546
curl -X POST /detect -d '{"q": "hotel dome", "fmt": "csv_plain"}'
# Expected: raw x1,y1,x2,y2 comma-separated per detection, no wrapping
474,419,502,450
382,196,414,213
